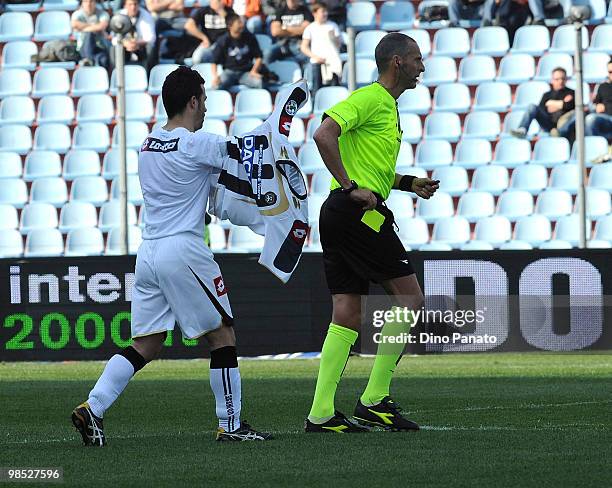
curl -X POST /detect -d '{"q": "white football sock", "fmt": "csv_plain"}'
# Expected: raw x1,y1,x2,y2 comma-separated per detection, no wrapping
87,355,135,418
209,367,241,432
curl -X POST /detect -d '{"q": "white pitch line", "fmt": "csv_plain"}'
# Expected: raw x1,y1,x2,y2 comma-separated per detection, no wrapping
412,399,611,414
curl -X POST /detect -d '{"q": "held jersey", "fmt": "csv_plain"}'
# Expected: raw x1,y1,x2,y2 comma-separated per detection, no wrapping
138,126,227,239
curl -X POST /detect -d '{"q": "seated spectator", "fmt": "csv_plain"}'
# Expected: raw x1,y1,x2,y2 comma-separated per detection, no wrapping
262,0,285,31
211,13,266,90
112,0,156,70
586,61,612,140
146,0,186,63
511,67,574,138
300,2,341,93
225,0,264,34
448,0,496,27
184,0,235,64
265,0,312,66
71,0,111,69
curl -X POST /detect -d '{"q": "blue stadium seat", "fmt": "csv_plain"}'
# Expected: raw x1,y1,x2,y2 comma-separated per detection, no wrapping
500,240,533,249
65,227,104,256
76,94,114,124
310,170,332,195
454,139,492,168
24,228,64,257
535,189,573,220
298,141,324,173
583,188,611,219
23,150,62,181
550,164,579,194
0,12,34,42
473,81,511,112
306,118,320,142
42,0,79,11
235,89,272,119
0,152,22,178
148,64,178,95
532,137,570,167
0,178,28,207
471,26,510,56
570,136,608,165
568,79,594,105
73,123,111,152
549,25,589,54
0,96,35,125
33,11,71,41
586,239,611,249
493,137,531,168
202,118,228,137
594,214,612,241
511,25,550,55
422,56,457,86
125,92,154,122
288,117,305,148
474,215,512,246
396,141,414,166
589,163,612,192
0,69,32,98
33,123,71,154
433,83,471,113
341,58,378,87
461,240,495,250
535,53,573,81
110,65,148,94
423,112,461,142
0,124,32,154
463,111,501,141
307,194,326,222
459,55,496,85
416,191,454,223
514,214,552,245
102,148,138,180
0,203,19,229
512,81,551,110
347,1,377,30
70,176,108,206
433,28,470,58
111,174,143,205
582,52,610,83
502,110,540,139
588,24,612,53
399,29,431,57
432,166,469,197
229,117,263,137
397,84,431,115
30,176,68,207
0,229,23,257
19,202,58,234
497,54,535,84
554,214,591,245
395,216,429,246
457,191,495,222
432,216,470,248
63,150,101,180
227,226,265,251
71,66,109,96
539,239,572,249
415,139,453,169
416,0,449,28
510,164,548,195
399,113,422,144
313,86,348,116
98,200,138,232
418,242,453,251
37,95,74,125
379,1,415,30
472,165,509,196
255,34,272,53
268,60,301,85
105,226,143,255
193,63,223,84
154,96,167,122
112,122,148,150
496,190,533,221
2,41,38,70
385,193,414,217
355,30,386,59
33,67,70,97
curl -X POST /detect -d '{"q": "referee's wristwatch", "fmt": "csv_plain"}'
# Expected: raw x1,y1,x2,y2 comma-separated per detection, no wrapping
341,180,358,195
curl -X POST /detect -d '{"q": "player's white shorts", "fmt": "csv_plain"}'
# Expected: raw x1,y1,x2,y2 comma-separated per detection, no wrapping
131,232,232,339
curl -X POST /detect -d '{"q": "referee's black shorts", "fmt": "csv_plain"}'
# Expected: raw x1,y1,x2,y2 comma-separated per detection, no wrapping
319,189,415,295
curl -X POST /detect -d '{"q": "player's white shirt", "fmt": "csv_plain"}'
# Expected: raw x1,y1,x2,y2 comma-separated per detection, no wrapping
138,126,227,239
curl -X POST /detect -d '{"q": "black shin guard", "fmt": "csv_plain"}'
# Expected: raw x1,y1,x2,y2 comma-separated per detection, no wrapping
209,346,238,369
120,346,147,373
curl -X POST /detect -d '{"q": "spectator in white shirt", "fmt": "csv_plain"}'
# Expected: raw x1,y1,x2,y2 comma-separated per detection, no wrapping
112,0,156,70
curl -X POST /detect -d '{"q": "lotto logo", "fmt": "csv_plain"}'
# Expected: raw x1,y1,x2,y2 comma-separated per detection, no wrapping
213,276,227,297
289,221,308,245
141,137,179,153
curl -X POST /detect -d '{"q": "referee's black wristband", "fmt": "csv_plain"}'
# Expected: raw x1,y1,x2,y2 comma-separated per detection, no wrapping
398,175,416,193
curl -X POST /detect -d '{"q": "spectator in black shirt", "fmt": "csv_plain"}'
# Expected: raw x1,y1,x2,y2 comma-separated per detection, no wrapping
511,67,574,138
586,60,612,140
211,13,265,90
185,0,235,64
264,0,312,65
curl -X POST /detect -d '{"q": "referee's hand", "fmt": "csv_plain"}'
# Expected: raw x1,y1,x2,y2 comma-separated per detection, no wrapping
349,188,378,210
412,178,440,200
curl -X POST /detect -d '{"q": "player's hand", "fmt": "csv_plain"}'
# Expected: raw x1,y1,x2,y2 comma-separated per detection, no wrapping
350,188,377,210
412,178,440,199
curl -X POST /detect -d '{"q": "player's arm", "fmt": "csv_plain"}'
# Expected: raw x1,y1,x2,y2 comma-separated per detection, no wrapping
393,173,439,199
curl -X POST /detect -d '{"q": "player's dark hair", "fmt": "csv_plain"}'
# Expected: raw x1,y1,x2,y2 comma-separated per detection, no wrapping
552,67,567,77
375,32,417,73
226,13,241,27
162,66,205,119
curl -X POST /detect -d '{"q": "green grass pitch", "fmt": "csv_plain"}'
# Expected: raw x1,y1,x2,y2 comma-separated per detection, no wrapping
1,353,611,487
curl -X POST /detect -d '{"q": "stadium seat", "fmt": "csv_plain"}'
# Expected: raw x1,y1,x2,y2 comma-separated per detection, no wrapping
510,164,548,194
511,25,550,55
208,223,227,251
63,150,101,180
392,216,427,246
589,24,612,53
460,240,495,250
472,165,509,196
549,25,588,54
307,193,326,222
496,190,533,221
418,242,453,251
255,33,272,53
347,1,377,30
33,11,71,41
457,191,495,222
458,55,496,85
385,193,414,218
305,118,320,142
0,12,34,42
105,226,143,255
30,177,68,207
512,81,551,110
298,142,324,173
416,191,454,223
228,226,265,251
554,214,591,245
513,214,551,245
70,176,108,206
416,0,449,28
583,188,612,219
535,189,573,220
433,28,470,58
589,163,612,192
23,150,62,181
42,0,79,11
235,89,272,119
98,200,138,231
32,67,70,97
268,60,301,85
76,94,114,124
535,53,573,81
539,239,572,249
570,136,609,165
2,41,37,70
399,29,431,57
493,137,531,168
582,52,610,83
341,58,378,87
433,83,471,113
500,240,533,250
310,170,332,195
399,114,422,144
73,123,111,152
59,201,98,232
0,228,23,257
102,148,139,180
288,117,305,148
463,111,501,141
229,117,263,137
432,216,470,248
594,214,612,241
64,227,104,256
202,118,228,137
586,239,611,249
110,65,148,94
423,112,462,142
497,54,535,84
471,26,510,56
193,63,224,83
454,139,492,168
502,110,540,139
0,96,35,125
473,82,512,112
71,66,109,96
0,124,32,154
0,68,32,98
110,175,143,205
550,164,579,194
313,86,348,116
474,215,512,246
422,56,457,86
125,93,154,122
581,0,607,23
19,202,58,234
0,152,22,178
112,121,149,150
379,1,415,30
355,30,386,59
432,166,469,197
415,139,453,169
154,96,167,122
0,203,19,230
33,123,71,154
37,95,74,125
397,84,431,115
0,178,28,208
531,137,570,167
148,64,178,95
24,228,63,257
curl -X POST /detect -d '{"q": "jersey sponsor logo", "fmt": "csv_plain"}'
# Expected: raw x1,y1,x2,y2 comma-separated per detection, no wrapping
289,220,308,245
279,114,292,136
214,276,227,296
141,137,180,153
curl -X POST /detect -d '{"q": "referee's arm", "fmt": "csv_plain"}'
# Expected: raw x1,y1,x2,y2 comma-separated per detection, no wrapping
393,173,440,200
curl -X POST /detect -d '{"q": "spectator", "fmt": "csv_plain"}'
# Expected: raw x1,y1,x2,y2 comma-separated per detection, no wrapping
112,0,156,70
225,0,264,33
211,13,266,90
265,0,312,65
300,2,341,93
146,0,186,63
185,0,235,64
511,67,574,138
321,0,346,30
71,0,111,68
448,0,496,27
586,61,612,139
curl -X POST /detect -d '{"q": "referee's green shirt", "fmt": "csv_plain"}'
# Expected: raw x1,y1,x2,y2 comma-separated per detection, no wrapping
324,82,402,200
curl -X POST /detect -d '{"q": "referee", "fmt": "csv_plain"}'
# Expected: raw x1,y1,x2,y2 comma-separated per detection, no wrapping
305,33,439,433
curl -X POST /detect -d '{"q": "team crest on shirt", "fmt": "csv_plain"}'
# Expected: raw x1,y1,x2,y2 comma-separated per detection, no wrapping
213,276,227,296
285,100,298,116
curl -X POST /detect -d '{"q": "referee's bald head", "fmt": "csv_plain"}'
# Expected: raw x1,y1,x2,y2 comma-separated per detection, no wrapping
375,33,419,74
